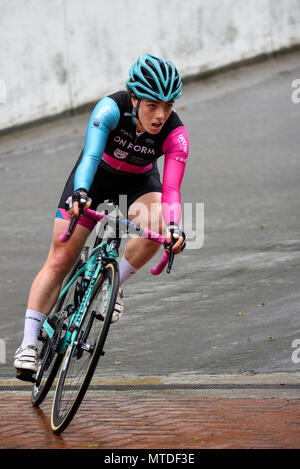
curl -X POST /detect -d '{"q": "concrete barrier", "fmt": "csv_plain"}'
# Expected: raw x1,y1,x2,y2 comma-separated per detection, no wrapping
1,0,300,131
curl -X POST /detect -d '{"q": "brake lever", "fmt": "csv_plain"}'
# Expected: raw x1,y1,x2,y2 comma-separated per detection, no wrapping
67,215,79,237
164,239,176,274
67,203,85,237
167,249,174,273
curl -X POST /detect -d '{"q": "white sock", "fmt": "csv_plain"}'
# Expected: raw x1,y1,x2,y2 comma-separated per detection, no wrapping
119,256,139,286
21,309,47,347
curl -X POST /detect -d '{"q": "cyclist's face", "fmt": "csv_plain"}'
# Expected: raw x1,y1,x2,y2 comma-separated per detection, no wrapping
131,97,174,134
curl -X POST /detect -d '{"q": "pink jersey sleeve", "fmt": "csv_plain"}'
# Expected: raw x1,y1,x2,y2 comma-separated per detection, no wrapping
161,125,189,225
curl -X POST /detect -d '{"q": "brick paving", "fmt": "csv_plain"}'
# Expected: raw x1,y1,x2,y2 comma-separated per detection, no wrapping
0,395,300,449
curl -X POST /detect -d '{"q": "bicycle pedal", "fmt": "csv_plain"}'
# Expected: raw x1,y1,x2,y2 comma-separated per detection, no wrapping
16,369,36,383
37,331,46,342
94,311,104,321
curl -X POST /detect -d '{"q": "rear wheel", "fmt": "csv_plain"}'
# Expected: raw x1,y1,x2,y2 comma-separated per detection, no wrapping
51,262,119,434
31,339,62,407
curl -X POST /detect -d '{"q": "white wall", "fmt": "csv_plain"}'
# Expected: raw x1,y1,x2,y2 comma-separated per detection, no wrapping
1,0,300,131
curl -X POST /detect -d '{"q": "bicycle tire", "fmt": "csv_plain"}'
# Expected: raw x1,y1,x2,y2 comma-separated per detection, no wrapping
31,247,90,407
31,343,62,407
51,261,119,434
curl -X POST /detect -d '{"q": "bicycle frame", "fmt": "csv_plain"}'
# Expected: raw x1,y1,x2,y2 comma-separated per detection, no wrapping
42,237,118,358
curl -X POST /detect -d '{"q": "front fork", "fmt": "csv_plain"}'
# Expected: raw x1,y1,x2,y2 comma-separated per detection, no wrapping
41,243,117,357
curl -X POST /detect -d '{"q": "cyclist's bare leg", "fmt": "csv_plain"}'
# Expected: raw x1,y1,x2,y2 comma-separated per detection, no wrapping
125,192,165,269
27,218,91,316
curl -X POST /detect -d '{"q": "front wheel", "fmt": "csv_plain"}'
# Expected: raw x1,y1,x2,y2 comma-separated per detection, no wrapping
51,262,119,434
31,247,90,407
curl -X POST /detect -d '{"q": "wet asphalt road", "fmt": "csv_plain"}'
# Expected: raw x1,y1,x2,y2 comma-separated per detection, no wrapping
1,50,300,379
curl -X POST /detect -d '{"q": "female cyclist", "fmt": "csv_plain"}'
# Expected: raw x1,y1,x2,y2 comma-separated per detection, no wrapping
14,54,189,380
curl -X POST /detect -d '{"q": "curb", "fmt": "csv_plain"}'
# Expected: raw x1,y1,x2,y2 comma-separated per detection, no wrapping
1,373,300,399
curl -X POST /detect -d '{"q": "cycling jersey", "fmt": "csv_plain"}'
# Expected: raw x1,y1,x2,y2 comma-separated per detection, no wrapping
74,91,189,225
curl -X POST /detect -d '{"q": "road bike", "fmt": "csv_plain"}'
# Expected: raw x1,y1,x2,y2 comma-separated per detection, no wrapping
30,204,176,434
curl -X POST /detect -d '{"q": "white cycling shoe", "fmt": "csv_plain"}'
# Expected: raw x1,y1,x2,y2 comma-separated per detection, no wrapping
102,284,124,323
111,288,124,323
14,343,38,381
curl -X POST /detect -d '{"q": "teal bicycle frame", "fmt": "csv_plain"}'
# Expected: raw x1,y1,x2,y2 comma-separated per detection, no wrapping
42,240,118,356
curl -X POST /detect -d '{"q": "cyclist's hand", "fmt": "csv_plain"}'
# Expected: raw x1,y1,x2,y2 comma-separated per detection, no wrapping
165,223,186,255
65,191,92,218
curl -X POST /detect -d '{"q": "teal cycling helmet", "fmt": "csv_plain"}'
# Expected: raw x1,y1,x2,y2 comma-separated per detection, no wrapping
126,54,182,102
